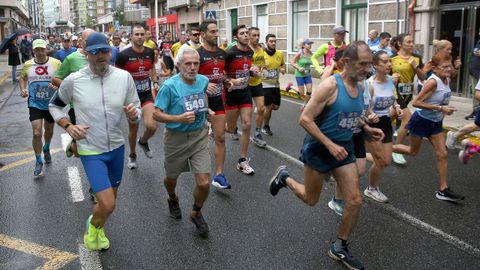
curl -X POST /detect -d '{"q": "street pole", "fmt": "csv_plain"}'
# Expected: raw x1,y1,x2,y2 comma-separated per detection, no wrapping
155,0,159,43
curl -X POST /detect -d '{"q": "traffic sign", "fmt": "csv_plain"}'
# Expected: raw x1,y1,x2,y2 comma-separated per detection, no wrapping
205,11,216,20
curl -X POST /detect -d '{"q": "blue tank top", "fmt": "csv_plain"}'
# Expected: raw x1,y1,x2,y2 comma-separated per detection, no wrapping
313,74,364,142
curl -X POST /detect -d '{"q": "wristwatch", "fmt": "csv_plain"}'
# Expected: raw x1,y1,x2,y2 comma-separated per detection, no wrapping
63,123,71,130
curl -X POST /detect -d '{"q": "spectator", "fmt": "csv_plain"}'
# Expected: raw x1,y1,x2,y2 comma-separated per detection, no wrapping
370,32,392,56
46,34,59,57
219,37,228,50
368,29,380,47
7,39,21,82
54,37,77,62
20,36,32,63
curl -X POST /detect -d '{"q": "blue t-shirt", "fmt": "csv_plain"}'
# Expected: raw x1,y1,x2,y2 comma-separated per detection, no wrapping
110,46,118,65
154,74,209,132
54,47,77,62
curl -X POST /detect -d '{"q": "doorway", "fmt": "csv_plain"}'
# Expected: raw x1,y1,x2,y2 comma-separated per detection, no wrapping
439,3,480,96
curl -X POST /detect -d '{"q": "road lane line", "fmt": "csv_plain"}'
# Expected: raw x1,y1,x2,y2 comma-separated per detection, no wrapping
0,150,35,158
262,143,480,258
67,166,85,202
0,148,62,172
78,243,103,270
281,97,304,106
0,234,78,269
61,133,72,153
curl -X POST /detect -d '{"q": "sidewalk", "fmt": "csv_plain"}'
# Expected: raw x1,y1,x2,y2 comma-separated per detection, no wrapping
278,73,476,130
0,54,20,110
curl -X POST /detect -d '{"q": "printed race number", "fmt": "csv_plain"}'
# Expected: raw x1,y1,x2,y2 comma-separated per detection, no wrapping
398,83,413,95
134,78,151,92
337,112,361,131
182,93,208,113
373,96,394,111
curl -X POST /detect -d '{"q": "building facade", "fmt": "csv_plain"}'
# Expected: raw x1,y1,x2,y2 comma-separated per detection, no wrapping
0,0,30,40
43,0,57,30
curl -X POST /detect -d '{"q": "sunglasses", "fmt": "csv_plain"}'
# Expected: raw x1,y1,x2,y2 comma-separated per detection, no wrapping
191,33,200,37
89,48,110,55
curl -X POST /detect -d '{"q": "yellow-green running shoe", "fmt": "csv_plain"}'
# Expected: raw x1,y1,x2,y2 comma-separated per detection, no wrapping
97,227,110,250
84,215,99,251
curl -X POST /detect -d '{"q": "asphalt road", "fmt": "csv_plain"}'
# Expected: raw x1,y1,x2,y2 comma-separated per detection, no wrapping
1,82,479,270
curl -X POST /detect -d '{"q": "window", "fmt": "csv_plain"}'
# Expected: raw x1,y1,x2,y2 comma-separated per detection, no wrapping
256,5,268,44
292,0,308,51
342,0,367,42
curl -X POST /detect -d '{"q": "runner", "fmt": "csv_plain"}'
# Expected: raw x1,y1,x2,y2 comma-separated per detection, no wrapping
224,24,256,175
116,24,160,169
262,34,286,136
197,19,231,189
54,36,77,62
49,32,141,250
364,51,403,203
159,30,175,72
19,39,61,177
269,41,383,270
390,33,426,165
153,46,212,236
248,27,267,148
392,53,465,202
183,27,201,49
446,77,480,164
311,25,348,75
290,39,314,110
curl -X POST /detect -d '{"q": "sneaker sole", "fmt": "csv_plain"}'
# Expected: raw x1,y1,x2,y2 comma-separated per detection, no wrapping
127,164,137,170
212,181,231,189
236,165,255,175
327,250,362,270
363,189,389,203
435,193,464,202
268,166,287,196
328,201,343,216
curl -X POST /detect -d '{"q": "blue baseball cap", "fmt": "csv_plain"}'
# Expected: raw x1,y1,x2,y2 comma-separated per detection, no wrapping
303,39,314,45
85,32,111,52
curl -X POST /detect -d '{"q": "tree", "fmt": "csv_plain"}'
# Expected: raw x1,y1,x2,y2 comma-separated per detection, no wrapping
114,2,126,26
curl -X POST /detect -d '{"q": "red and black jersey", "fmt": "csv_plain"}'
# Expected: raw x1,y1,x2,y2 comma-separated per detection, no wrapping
115,46,154,93
198,46,226,97
225,45,253,90
160,40,174,55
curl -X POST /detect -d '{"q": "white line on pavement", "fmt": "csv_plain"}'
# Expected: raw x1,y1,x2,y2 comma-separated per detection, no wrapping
61,133,72,153
281,97,304,106
262,142,480,258
78,243,103,270
67,167,85,203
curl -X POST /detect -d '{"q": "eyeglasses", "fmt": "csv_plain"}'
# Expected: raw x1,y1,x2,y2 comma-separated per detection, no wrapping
439,65,453,71
191,33,200,37
89,48,110,55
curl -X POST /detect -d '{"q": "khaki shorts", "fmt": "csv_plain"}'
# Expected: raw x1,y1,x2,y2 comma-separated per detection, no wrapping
164,127,211,180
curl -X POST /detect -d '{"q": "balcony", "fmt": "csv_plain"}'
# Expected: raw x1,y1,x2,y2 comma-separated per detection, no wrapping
167,0,191,9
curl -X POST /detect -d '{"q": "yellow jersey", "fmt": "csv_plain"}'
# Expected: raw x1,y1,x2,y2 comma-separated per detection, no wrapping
248,47,266,86
263,50,285,88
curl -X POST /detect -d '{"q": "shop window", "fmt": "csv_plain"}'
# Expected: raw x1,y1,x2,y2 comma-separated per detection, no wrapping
291,0,308,51
342,0,367,42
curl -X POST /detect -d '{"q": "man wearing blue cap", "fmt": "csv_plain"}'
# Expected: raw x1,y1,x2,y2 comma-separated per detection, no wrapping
49,32,142,251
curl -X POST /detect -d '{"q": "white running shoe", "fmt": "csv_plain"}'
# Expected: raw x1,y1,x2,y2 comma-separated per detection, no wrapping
445,131,456,150
364,186,389,203
236,158,255,175
127,153,137,169
392,153,407,165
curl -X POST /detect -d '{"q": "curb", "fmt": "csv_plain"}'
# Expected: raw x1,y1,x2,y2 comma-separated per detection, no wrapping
279,89,480,146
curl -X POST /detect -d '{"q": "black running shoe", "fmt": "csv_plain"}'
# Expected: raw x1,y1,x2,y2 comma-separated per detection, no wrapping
262,125,273,136
138,139,153,159
269,166,289,196
89,188,98,204
328,243,364,270
167,197,182,219
190,213,209,236
435,187,465,202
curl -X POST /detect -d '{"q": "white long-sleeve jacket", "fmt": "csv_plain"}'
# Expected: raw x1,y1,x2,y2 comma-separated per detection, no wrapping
49,65,141,154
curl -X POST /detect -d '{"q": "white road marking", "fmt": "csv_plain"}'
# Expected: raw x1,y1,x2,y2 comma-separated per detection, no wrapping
78,243,103,270
67,166,84,203
61,133,72,153
262,142,480,258
281,97,304,106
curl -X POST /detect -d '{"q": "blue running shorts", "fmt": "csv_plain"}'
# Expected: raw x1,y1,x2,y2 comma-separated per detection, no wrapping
406,111,443,138
80,145,125,193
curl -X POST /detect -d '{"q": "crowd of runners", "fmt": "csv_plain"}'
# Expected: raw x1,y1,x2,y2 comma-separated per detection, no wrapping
12,19,480,270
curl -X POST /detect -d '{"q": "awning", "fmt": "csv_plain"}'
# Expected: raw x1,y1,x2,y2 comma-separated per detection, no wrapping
48,21,75,28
